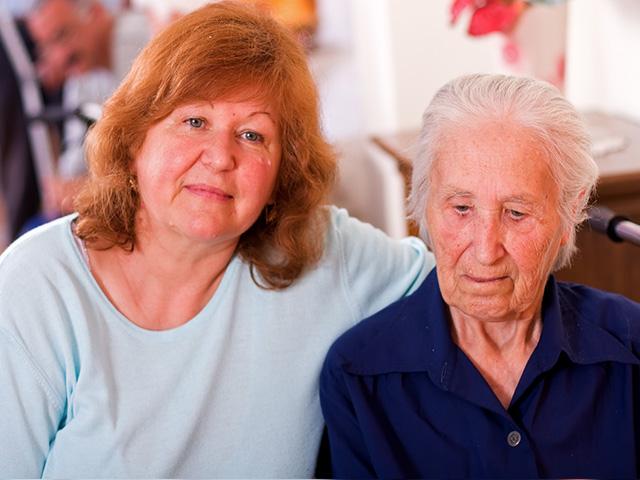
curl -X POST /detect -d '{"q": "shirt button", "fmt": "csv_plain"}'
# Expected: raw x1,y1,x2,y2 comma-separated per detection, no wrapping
507,430,521,447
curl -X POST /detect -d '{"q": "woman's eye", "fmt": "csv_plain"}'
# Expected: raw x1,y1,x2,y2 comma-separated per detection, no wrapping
186,117,205,128
240,131,264,143
508,209,526,220
454,205,470,215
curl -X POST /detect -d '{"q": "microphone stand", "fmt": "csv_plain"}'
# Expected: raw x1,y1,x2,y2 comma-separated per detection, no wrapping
588,206,640,247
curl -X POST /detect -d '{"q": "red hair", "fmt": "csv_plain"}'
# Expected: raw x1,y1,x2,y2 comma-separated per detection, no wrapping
74,1,336,288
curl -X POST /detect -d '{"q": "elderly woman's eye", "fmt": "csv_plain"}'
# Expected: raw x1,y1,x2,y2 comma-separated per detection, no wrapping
508,209,526,220
186,117,205,128
240,131,264,143
454,205,470,215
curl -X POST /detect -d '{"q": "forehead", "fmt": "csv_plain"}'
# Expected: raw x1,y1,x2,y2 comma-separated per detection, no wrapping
30,0,78,35
430,122,557,201
35,0,77,23
178,84,279,116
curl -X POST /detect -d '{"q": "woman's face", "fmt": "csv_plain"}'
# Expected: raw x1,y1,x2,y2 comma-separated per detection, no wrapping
425,122,569,323
132,96,281,248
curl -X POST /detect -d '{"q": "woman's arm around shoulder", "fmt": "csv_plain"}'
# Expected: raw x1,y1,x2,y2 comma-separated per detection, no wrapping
326,206,434,322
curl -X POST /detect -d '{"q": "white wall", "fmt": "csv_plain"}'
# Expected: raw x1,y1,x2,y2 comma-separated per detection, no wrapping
317,0,640,139
308,0,364,142
316,0,509,139
566,0,640,122
383,0,508,132
316,0,512,234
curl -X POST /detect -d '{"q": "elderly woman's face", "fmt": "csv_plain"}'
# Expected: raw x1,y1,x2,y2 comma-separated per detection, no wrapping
133,95,281,246
426,123,569,322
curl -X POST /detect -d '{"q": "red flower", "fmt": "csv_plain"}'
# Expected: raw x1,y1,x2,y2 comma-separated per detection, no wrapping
451,0,528,36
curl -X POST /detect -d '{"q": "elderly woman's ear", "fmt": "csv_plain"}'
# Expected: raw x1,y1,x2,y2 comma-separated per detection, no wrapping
561,188,591,245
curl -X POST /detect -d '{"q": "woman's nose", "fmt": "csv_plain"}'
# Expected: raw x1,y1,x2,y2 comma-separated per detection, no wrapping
199,134,236,171
473,213,505,265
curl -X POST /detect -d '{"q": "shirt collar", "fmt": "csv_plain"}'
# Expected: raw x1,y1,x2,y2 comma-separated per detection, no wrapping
537,277,640,368
344,270,639,383
341,269,457,386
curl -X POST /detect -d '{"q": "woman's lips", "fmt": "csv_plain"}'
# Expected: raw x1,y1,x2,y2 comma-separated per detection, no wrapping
465,274,509,283
185,184,233,200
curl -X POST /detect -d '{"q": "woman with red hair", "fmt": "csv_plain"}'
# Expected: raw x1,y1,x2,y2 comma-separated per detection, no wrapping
0,2,434,477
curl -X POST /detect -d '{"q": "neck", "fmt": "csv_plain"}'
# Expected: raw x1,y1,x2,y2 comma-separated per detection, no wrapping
450,307,543,409
450,308,542,354
88,227,238,331
134,223,239,285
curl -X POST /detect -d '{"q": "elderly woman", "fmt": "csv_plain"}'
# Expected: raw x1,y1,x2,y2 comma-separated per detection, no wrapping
0,3,434,478
320,74,640,478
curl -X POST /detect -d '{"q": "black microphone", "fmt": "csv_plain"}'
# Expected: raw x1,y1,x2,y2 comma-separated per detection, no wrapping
587,206,640,247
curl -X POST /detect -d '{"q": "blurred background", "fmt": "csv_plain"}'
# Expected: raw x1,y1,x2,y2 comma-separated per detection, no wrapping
1,0,639,300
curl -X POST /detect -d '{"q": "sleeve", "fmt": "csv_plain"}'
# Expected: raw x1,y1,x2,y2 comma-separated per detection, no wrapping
0,330,64,477
0,249,67,477
330,207,434,321
319,349,376,478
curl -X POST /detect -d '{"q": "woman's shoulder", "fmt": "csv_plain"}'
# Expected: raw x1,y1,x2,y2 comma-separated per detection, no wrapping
557,280,640,351
558,281,640,319
318,206,434,320
0,214,94,347
323,205,428,263
0,215,79,276
0,215,87,309
0,216,86,414
323,270,439,375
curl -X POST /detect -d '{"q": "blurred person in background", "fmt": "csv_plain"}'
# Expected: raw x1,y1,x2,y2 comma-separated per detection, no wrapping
27,0,147,92
0,4,63,244
21,0,149,227
0,2,434,477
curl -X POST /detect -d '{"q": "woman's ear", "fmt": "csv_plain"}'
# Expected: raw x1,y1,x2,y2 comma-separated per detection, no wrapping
561,188,589,245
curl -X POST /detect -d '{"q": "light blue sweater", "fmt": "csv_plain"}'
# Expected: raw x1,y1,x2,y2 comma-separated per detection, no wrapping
0,207,434,478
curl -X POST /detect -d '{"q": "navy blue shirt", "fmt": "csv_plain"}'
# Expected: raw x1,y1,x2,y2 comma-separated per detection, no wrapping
320,269,640,478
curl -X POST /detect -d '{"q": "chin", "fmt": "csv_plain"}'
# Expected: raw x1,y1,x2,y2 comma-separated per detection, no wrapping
459,296,514,321
179,220,228,242
472,308,513,322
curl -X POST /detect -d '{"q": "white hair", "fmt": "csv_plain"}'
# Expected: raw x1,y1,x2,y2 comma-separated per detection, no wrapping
407,74,599,271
